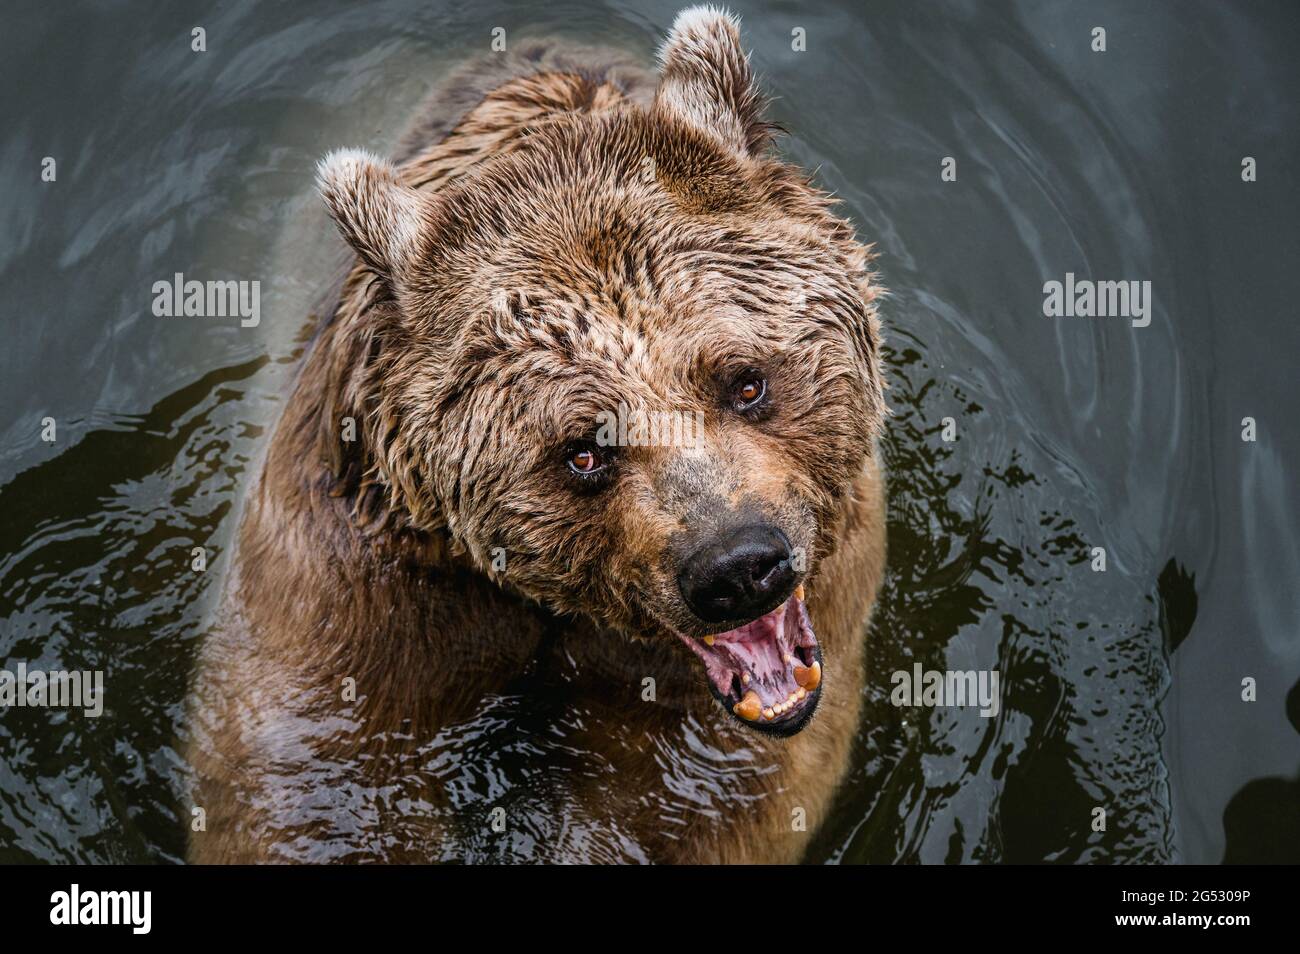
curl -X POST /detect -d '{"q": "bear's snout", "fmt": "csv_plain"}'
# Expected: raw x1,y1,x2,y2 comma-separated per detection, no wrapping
676,524,796,625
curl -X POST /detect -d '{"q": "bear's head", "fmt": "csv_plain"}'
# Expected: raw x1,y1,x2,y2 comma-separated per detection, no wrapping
316,6,885,736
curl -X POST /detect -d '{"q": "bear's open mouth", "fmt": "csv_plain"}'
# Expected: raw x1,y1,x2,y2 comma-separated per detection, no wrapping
679,585,822,737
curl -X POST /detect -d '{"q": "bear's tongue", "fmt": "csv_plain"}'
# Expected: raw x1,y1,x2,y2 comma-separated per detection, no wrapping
680,586,822,727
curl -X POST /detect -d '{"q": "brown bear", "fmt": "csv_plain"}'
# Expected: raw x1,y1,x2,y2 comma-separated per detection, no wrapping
187,6,887,864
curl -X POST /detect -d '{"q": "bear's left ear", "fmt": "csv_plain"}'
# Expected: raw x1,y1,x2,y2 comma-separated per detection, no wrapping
653,6,770,157
316,148,429,286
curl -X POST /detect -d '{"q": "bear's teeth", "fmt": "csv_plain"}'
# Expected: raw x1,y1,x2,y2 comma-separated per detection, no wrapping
732,690,762,721
794,583,805,601
793,660,821,691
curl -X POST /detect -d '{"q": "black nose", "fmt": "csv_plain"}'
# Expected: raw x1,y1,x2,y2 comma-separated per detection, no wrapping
678,525,795,624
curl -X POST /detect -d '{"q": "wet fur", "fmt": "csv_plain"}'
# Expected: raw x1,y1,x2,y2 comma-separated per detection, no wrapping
188,9,887,864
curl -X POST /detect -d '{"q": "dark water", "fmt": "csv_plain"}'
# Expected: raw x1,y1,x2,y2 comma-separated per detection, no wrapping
2,0,1297,863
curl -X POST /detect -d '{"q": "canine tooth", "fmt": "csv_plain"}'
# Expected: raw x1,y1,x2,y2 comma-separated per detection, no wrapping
703,636,715,646
793,660,821,691
795,583,805,601
763,708,775,721
733,690,762,721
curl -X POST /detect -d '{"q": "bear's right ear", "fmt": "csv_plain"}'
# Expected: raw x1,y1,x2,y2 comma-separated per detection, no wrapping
653,6,770,157
316,148,428,285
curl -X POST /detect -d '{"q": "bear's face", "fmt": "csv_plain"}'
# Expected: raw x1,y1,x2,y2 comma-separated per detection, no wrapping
317,7,885,736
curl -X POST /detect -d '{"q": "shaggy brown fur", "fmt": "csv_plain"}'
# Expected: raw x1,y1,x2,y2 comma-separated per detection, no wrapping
188,7,887,864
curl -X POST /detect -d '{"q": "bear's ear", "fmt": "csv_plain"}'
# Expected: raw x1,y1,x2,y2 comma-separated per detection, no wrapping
316,148,428,284
653,6,770,157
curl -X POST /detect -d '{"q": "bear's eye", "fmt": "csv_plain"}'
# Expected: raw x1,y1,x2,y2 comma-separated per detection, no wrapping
731,370,768,412
566,443,608,477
